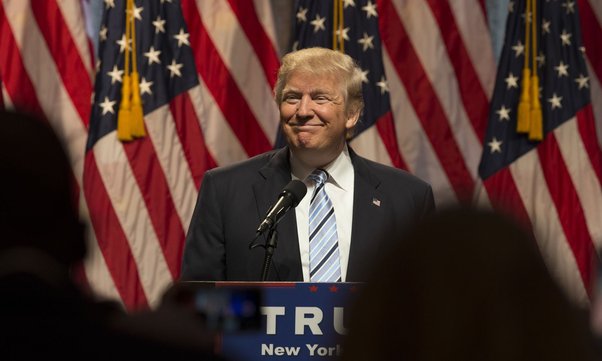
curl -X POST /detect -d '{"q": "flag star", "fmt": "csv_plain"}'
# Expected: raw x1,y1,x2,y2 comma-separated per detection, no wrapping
505,72,519,89
362,1,378,18
173,28,190,47
554,61,569,77
376,76,389,94
292,41,299,52
131,5,143,20
99,97,116,115
575,74,589,89
512,41,524,57
496,105,511,121
107,65,123,84
344,0,356,8
310,14,326,33
536,52,545,67
95,59,101,73
548,93,563,109
358,32,375,51
144,46,161,65
560,30,572,46
334,27,350,41
167,60,183,77
562,1,575,14
542,19,551,34
296,7,308,22
104,0,115,9
116,34,131,53
152,16,166,33
359,68,369,83
508,1,515,13
139,77,153,95
488,137,503,153
99,26,108,42
160,0,173,3
521,11,532,24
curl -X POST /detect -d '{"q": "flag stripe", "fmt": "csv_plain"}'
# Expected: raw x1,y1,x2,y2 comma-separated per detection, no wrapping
30,1,92,124
426,0,490,141
168,90,217,189
482,168,532,229
556,113,602,249
92,135,173,308
375,112,408,169
578,0,602,82
576,105,602,183
182,0,272,157
83,152,149,309
509,151,589,305
122,138,184,279
537,132,594,293
381,47,456,204
226,0,280,88
447,0,495,99
379,1,475,199
0,5,46,118
191,0,279,147
54,0,95,76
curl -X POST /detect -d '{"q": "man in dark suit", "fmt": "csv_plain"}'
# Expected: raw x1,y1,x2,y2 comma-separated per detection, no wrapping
181,47,435,282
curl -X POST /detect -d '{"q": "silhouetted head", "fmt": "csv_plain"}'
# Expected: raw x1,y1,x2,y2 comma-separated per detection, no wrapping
342,207,596,361
0,111,85,267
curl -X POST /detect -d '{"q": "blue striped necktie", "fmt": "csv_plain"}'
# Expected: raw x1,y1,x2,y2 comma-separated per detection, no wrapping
308,169,341,282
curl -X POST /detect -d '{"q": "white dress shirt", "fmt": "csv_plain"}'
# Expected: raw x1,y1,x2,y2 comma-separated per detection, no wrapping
290,145,355,282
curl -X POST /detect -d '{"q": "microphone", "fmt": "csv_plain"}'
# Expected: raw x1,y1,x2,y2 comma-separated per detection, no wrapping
256,180,307,234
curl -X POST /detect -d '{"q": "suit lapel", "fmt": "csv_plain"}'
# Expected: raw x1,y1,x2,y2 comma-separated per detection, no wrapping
252,147,302,281
347,148,383,281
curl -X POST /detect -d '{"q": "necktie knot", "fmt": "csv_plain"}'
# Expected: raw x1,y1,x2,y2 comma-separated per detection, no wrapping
309,169,328,186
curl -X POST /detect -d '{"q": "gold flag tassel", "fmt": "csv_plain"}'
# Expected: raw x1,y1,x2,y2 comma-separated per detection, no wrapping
332,0,344,52
129,0,145,138
117,0,133,141
528,0,543,141
516,0,532,133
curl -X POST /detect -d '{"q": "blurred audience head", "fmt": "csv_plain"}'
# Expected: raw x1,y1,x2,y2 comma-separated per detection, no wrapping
0,110,85,268
342,206,598,361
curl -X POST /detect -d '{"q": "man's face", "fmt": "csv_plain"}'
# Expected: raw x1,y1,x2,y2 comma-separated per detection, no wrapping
280,70,358,163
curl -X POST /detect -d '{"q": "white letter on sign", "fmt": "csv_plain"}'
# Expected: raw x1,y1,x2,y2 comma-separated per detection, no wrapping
295,307,323,335
262,306,285,335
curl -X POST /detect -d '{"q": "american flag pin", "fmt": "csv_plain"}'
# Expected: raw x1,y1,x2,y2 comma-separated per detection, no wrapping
372,198,381,207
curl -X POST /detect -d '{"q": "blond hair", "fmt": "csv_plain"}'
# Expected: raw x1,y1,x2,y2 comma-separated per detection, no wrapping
274,47,364,118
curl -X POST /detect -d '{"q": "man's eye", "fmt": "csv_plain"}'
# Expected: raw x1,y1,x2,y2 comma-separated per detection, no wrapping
314,96,329,103
283,95,300,103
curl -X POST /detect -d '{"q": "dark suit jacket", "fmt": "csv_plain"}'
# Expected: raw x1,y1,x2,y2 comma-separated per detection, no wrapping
181,146,435,281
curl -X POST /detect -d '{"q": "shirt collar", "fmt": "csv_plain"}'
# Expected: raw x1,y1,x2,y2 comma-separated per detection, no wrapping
290,144,353,191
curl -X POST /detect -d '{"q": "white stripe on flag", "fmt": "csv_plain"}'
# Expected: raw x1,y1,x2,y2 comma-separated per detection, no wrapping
93,134,173,307
55,0,94,79
509,150,589,306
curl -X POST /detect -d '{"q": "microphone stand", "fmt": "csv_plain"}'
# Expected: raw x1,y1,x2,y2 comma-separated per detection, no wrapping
249,227,279,281
260,228,278,281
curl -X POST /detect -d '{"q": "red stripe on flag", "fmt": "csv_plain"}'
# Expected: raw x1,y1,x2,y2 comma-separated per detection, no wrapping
0,6,46,118
537,133,595,295
169,91,217,189
375,111,408,170
182,0,272,157
122,138,186,279
83,152,148,309
576,105,602,184
30,1,92,126
483,168,532,231
578,0,602,82
425,0,489,142
379,1,475,199
226,0,280,88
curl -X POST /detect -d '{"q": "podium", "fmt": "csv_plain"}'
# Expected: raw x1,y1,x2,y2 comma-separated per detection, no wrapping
179,282,360,361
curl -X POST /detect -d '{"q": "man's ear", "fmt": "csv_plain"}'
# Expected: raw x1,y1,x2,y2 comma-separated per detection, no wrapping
345,109,360,129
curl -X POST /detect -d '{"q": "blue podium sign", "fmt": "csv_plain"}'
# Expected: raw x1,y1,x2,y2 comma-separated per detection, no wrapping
217,282,360,361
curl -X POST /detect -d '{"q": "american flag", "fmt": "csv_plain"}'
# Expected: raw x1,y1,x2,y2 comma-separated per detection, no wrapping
478,0,602,305
0,0,601,309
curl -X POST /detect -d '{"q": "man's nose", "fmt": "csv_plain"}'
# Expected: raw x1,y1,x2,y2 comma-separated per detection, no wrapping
296,96,313,118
